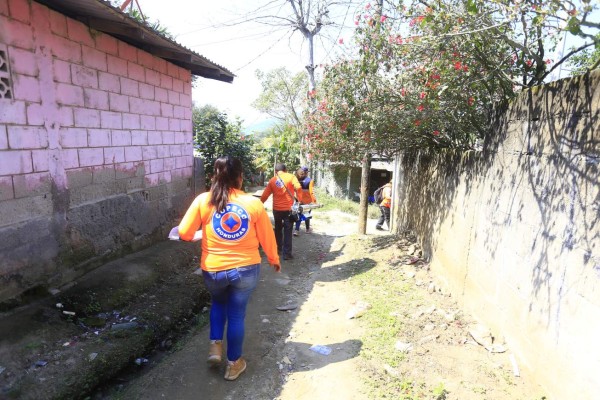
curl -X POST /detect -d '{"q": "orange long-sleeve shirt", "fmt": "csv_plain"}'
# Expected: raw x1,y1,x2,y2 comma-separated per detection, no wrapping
298,177,317,204
381,183,392,208
178,188,280,271
260,171,301,211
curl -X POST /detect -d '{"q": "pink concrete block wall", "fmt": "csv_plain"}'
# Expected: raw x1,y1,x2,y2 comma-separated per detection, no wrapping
0,0,194,203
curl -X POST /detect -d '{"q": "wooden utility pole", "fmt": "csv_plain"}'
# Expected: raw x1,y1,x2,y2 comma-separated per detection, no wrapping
357,153,371,234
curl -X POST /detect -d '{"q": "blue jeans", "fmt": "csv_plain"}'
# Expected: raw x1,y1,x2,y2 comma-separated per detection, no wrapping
202,264,260,361
294,210,311,231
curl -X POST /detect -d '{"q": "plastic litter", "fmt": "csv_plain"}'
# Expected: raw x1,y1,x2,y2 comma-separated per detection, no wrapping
111,321,139,331
309,344,332,356
134,358,149,366
509,354,520,377
394,341,413,352
276,302,298,311
34,361,48,367
346,301,371,319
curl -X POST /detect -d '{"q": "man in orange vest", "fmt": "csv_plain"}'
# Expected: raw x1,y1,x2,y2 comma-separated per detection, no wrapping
260,163,301,260
375,180,392,230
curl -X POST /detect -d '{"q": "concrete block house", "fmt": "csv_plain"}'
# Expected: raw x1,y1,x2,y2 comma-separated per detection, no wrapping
0,0,233,307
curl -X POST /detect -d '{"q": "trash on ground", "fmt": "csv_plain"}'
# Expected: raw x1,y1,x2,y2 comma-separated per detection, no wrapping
395,341,413,352
418,334,439,345
55,303,64,309
329,308,339,313
88,353,98,361
383,364,400,377
62,310,76,316
34,361,48,367
0,366,5,375
262,318,270,323
111,321,139,331
134,358,149,366
309,344,332,355
428,282,436,293
282,356,291,365
468,323,507,353
346,301,371,319
276,302,298,311
509,353,520,377
424,323,436,331
407,256,422,265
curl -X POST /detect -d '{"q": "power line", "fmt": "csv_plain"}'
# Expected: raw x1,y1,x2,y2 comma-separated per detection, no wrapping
188,28,280,47
176,2,284,37
233,28,293,72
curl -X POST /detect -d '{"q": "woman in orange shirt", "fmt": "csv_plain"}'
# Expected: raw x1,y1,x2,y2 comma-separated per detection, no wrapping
178,156,281,381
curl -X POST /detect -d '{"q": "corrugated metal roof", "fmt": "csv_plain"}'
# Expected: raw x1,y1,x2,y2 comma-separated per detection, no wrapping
35,0,234,82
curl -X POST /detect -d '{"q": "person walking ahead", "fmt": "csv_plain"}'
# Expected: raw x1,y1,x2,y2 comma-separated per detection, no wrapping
293,167,317,235
376,180,393,230
260,163,301,260
178,156,281,381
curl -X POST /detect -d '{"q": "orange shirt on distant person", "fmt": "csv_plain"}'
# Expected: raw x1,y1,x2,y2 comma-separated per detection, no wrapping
260,172,301,211
298,177,316,204
381,184,392,208
178,188,280,271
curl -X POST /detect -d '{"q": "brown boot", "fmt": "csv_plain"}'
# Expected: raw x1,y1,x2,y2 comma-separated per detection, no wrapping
207,340,222,365
224,357,246,381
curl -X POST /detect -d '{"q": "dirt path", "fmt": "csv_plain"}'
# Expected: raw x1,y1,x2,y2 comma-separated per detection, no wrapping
117,209,546,400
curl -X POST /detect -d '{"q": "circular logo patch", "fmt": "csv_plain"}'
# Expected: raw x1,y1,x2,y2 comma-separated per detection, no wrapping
212,203,250,241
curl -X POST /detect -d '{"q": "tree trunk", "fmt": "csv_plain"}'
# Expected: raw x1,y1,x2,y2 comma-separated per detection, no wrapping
357,152,371,234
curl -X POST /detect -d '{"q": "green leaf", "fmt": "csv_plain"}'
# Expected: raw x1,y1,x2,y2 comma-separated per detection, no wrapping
567,17,581,35
466,0,478,14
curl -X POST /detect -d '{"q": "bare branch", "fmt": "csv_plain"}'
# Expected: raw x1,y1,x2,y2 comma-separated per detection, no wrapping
536,41,597,83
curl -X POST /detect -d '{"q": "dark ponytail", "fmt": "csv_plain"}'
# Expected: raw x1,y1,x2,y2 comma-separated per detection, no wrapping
210,156,243,212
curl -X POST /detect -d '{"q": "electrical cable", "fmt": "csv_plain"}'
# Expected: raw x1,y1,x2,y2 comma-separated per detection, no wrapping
233,28,293,72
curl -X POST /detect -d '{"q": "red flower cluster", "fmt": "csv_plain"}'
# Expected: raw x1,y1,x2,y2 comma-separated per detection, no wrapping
409,16,424,27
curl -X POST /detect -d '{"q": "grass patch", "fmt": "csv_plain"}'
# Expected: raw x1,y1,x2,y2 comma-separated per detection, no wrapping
348,237,446,399
314,188,380,219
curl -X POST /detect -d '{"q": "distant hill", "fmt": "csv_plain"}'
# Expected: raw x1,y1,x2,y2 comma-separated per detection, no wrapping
243,119,278,135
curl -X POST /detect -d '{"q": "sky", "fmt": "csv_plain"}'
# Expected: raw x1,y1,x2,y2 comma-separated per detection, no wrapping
135,0,597,131
138,0,359,131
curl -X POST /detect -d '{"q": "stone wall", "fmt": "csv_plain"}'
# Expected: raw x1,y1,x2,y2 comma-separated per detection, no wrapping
394,71,599,399
0,0,195,306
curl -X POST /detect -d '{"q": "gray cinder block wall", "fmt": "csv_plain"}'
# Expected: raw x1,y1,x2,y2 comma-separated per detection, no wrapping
393,70,599,399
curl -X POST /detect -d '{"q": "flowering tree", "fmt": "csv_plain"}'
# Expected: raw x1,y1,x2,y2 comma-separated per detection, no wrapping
305,0,599,161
